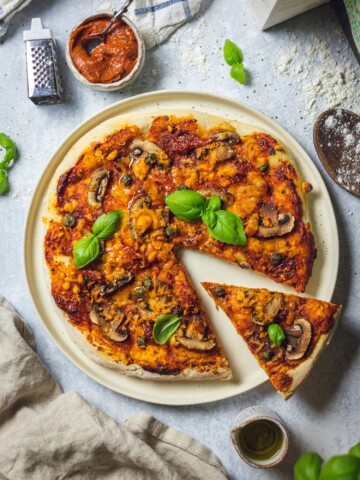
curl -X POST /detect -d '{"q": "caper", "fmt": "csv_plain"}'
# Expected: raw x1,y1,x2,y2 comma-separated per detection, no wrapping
137,337,146,347
132,147,143,157
143,277,154,290
177,184,189,191
121,174,132,186
260,349,273,361
258,163,269,174
157,164,165,170
214,287,226,297
172,307,183,316
271,253,283,266
165,226,177,237
63,213,77,229
134,286,146,299
145,153,158,165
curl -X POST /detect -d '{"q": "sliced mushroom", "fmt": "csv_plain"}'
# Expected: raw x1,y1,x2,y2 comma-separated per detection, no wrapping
89,304,128,342
198,187,234,207
129,139,170,179
99,271,134,296
210,130,241,144
87,168,110,206
195,143,233,162
177,336,216,351
251,292,283,325
257,204,295,238
284,318,312,361
129,196,152,240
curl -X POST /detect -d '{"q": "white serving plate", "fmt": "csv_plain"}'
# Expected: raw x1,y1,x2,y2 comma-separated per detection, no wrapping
23,90,339,405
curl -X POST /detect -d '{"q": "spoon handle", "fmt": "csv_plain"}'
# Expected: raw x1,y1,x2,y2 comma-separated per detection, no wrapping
102,0,135,36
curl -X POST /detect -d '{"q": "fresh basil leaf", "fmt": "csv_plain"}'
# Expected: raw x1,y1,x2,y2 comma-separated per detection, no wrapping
207,210,246,245
319,454,360,480
152,314,181,345
294,452,323,480
205,196,221,213
224,39,243,66
0,169,9,195
268,323,285,347
92,210,122,240
0,133,17,170
165,190,206,222
230,63,247,85
349,444,360,459
202,210,217,229
73,234,100,269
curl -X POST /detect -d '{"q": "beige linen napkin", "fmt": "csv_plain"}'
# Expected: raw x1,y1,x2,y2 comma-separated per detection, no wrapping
0,295,227,480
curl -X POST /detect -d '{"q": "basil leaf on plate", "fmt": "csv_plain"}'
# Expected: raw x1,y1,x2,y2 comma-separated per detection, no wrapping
224,39,243,66
205,195,222,213
152,314,181,345
349,443,360,459
267,323,285,347
202,210,218,229
0,170,9,195
294,451,323,480
0,133,17,170
92,210,122,239
165,190,206,222
207,210,247,245
230,63,247,85
73,234,100,269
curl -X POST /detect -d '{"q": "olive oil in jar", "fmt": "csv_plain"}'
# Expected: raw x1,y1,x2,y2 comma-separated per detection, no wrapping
237,420,284,461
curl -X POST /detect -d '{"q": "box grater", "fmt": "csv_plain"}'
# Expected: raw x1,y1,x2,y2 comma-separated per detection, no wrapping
23,18,63,105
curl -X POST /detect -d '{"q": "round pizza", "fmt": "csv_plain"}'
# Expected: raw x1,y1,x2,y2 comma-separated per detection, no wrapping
43,110,316,381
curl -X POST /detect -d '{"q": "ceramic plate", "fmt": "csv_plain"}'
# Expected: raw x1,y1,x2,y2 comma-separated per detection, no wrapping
24,91,339,405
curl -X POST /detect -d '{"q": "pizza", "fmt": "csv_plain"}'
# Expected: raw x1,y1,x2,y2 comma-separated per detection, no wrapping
44,109,316,381
203,283,341,398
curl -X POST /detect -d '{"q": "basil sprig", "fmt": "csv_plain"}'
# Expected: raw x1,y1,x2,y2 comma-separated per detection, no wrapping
152,314,181,345
0,133,18,195
73,210,122,269
294,443,360,480
223,39,247,85
267,323,285,347
165,189,247,246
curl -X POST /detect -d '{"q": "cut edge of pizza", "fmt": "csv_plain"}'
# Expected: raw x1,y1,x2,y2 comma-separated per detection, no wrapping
202,282,342,399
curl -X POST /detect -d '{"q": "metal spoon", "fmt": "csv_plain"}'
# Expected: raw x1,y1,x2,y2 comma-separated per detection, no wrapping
313,108,360,197
86,0,135,54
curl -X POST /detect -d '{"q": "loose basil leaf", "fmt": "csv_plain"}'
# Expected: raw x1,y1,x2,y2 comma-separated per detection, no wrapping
224,39,243,66
0,133,17,170
319,454,360,480
207,210,247,245
152,314,181,345
73,234,100,269
294,452,323,480
202,210,217,229
92,210,122,240
205,196,221,213
165,190,206,222
0,169,9,195
349,444,360,459
268,323,285,347
230,63,247,85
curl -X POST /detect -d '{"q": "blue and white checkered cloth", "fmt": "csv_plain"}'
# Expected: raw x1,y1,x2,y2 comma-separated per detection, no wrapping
0,0,204,47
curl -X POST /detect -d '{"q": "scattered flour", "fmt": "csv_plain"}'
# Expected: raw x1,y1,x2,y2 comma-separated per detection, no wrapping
276,34,360,124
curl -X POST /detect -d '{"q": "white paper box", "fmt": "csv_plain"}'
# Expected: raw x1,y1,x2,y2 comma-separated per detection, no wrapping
247,0,330,30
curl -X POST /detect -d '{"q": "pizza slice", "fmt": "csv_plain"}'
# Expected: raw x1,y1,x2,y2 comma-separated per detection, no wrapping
202,283,341,399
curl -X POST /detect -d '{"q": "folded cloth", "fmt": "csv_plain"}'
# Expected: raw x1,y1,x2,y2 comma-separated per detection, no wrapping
0,295,227,480
0,0,204,47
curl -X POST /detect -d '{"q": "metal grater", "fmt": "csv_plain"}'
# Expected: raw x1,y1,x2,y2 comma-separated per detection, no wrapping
23,18,63,105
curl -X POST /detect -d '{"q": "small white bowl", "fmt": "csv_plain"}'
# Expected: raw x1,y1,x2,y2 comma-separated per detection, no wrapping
230,405,289,469
66,12,145,91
